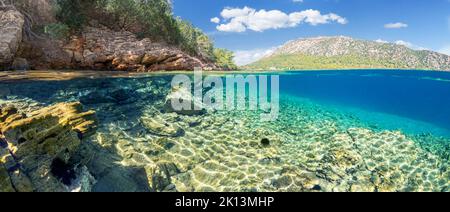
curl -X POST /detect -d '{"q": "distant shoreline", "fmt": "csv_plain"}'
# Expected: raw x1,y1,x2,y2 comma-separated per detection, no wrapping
239,67,450,72
1,68,449,83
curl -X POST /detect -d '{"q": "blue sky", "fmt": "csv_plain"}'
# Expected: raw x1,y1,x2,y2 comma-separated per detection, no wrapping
172,0,450,65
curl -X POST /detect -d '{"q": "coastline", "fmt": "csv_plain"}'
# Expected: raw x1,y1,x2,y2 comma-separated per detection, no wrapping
1,68,450,83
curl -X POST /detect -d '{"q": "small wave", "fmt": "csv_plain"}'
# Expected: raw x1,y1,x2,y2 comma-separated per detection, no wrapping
420,77,450,82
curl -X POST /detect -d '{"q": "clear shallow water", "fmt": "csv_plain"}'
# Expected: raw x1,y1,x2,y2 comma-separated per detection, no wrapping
279,70,450,137
0,70,449,192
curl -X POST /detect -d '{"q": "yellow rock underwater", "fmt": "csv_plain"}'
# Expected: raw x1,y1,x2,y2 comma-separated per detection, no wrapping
0,102,97,192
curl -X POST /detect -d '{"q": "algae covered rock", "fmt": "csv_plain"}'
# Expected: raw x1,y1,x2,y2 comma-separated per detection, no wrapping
145,162,180,192
164,86,206,116
80,88,137,105
0,148,16,192
141,116,184,137
0,102,97,192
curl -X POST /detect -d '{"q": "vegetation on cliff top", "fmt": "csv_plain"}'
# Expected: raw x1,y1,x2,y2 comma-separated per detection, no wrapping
52,0,236,69
9,0,237,70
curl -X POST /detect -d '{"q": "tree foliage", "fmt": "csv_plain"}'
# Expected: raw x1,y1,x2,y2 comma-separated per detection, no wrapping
54,0,87,30
214,48,238,70
52,0,237,69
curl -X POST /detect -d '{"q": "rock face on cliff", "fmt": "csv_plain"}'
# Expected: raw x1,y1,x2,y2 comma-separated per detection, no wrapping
247,36,450,71
0,0,218,72
16,0,56,25
0,9,24,70
0,102,97,192
65,27,218,71
18,26,219,71
1,1,222,72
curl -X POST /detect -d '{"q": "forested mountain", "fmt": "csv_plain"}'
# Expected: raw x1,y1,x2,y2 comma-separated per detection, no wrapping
246,36,450,71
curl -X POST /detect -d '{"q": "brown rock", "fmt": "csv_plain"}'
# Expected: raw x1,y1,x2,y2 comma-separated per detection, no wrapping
11,57,29,70
142,54,163,65
0,9,24,70
11,19,219,71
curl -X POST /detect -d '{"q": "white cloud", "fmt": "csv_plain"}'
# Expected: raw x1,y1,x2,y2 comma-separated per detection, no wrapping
215,7,347,32
233,47,277,66
293,0,304,3
384,22,408,29
210,17,220,24
220,7,255,19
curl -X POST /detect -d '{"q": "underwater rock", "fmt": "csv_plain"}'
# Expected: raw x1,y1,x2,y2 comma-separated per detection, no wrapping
109,88,137,104
261,138,271,147
80,91,115,105
164,86,206,116
0,105,18,122
0,165,15,192
68,166,96,192
0,102,98,192
146,162,180,192
185,116,202,127
80,88,137,105
141,116,184,137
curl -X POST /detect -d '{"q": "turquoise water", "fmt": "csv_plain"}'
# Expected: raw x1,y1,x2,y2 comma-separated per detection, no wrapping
1,70,449,192
279,70,450,137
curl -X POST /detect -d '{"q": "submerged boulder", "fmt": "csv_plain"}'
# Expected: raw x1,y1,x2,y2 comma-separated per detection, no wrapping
109,88,138,104
164,86,206,116
80,88,137,105
145,162,180,192
0,102,97,192
141,116,184,137
80,91,115,105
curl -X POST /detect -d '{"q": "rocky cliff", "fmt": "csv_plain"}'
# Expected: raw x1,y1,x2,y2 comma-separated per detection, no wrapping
24,26,219,71
0,5,219,71
247,36,450,71
0,9,24,70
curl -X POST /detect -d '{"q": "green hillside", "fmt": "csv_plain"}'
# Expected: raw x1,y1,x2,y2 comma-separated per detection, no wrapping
246,54,433,70
245,36,450,71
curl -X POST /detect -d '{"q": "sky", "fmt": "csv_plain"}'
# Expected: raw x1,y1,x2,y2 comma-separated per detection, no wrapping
172,0,450,65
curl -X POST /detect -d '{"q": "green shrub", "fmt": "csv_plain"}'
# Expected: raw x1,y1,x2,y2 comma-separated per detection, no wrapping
53,0,236,69
44,23,70,39
214,48,238,70
54,0,86,30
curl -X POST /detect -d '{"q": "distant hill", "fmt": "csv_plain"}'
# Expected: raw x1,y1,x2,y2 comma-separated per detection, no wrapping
245,36,450,71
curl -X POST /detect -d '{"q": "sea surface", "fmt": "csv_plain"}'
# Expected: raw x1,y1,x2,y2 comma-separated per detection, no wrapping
0,70,449,192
